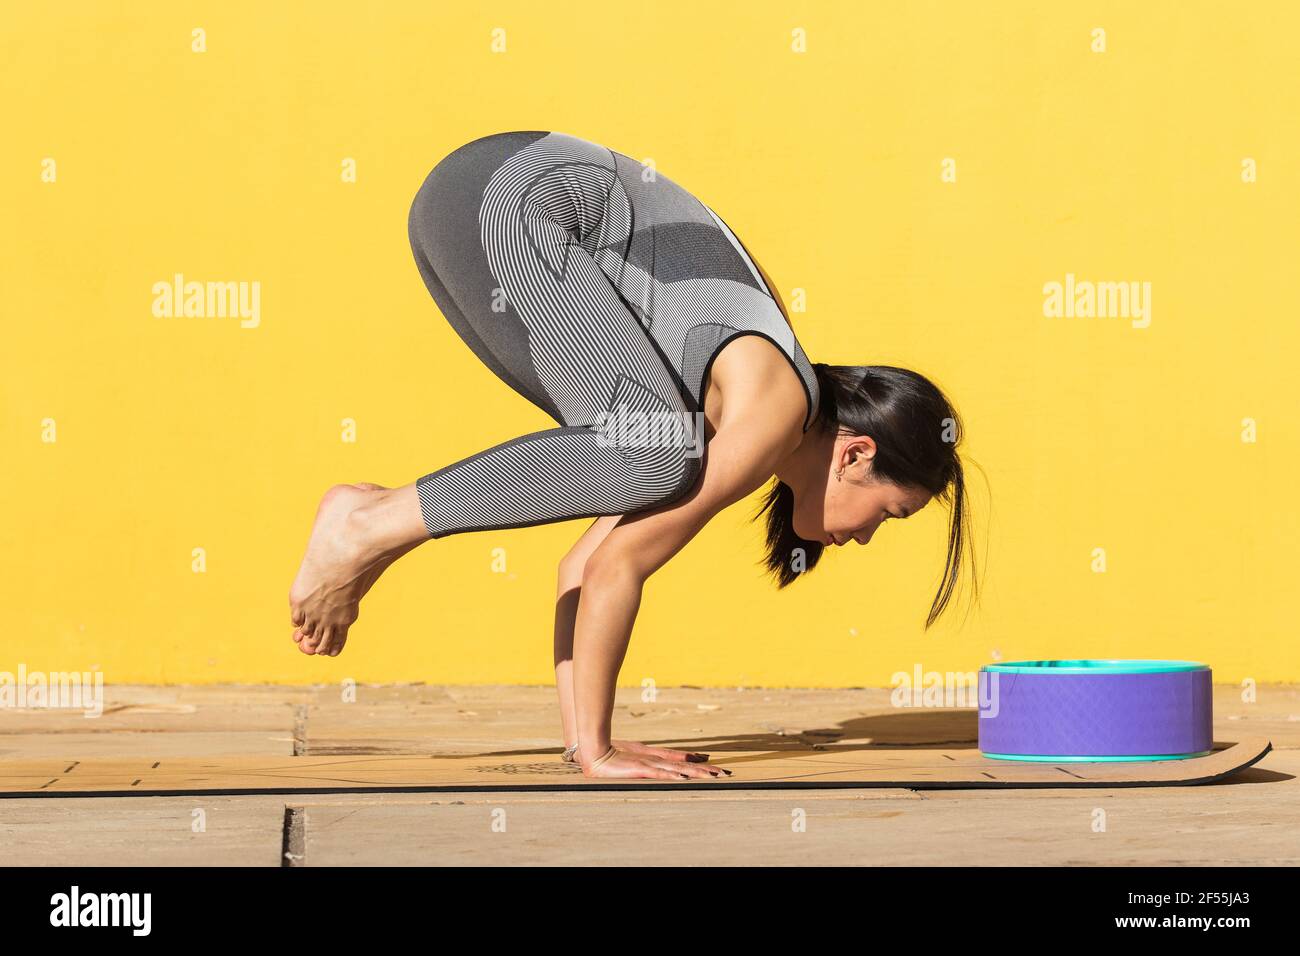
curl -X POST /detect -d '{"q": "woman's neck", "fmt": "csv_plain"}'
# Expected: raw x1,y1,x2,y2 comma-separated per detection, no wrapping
774,420,832,495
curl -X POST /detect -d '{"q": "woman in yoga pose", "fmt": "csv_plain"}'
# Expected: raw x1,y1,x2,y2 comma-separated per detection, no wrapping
289,131,976,781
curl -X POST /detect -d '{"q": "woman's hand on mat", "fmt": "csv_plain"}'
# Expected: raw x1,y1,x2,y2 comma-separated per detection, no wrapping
584,748,732,780
611,739,711,764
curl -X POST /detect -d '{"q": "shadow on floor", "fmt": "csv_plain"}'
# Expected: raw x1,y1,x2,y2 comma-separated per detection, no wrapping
464,708,980,758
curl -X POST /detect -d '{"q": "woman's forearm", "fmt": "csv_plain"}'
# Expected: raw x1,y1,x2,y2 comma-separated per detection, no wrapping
571,560,645,759
553,585,580,750
553,516,622,754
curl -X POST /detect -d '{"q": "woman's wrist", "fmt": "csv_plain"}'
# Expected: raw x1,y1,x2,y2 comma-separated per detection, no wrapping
578,736,614,767
585,744,617,772
577,728,611,761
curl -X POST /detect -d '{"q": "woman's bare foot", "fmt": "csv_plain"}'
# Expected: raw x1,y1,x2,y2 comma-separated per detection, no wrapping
288,481,429,657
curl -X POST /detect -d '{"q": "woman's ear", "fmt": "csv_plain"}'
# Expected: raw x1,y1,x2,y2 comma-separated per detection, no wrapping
841,434,878,473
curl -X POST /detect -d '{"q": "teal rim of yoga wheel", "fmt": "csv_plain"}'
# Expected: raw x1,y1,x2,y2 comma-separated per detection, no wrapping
980,659,1209,675
981,749,1215,763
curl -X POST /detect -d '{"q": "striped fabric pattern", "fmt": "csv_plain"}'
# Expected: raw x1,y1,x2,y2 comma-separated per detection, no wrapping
408,131,817,538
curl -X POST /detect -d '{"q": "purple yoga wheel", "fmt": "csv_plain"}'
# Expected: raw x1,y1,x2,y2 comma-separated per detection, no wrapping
976,660,1213,762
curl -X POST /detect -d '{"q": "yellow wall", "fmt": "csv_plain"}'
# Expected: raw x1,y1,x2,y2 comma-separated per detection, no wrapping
4,1,1297,686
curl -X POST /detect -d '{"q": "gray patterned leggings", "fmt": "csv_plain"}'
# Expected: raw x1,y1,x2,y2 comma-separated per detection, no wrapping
407,132,702,537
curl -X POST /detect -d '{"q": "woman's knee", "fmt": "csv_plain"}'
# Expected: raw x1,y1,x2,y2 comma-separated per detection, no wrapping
621,445,702,511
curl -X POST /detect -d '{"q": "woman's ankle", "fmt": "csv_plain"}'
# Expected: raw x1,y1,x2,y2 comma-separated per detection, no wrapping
347,485,429,557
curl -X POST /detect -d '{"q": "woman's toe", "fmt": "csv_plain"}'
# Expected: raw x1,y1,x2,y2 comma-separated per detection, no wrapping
313,626,334,657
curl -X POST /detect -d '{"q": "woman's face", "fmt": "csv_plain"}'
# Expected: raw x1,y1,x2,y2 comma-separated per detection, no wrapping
791,434,933,547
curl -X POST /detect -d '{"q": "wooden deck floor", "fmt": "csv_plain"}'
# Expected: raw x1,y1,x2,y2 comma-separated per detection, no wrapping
1,683,1295,866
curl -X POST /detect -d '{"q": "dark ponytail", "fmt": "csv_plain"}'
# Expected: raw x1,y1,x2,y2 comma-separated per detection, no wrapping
753,363,979,629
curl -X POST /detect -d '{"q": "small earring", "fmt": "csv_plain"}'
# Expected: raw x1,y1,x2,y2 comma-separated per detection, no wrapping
835,468,843,481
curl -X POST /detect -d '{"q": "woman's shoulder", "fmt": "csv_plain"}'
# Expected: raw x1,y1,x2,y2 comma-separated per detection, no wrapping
710,335,807,437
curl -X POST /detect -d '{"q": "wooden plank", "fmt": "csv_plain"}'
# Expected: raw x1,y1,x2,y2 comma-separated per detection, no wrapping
0,737,1270,797
0,796,288,866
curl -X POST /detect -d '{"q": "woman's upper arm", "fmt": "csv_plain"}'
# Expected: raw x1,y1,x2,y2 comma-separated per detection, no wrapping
589,369,804,582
